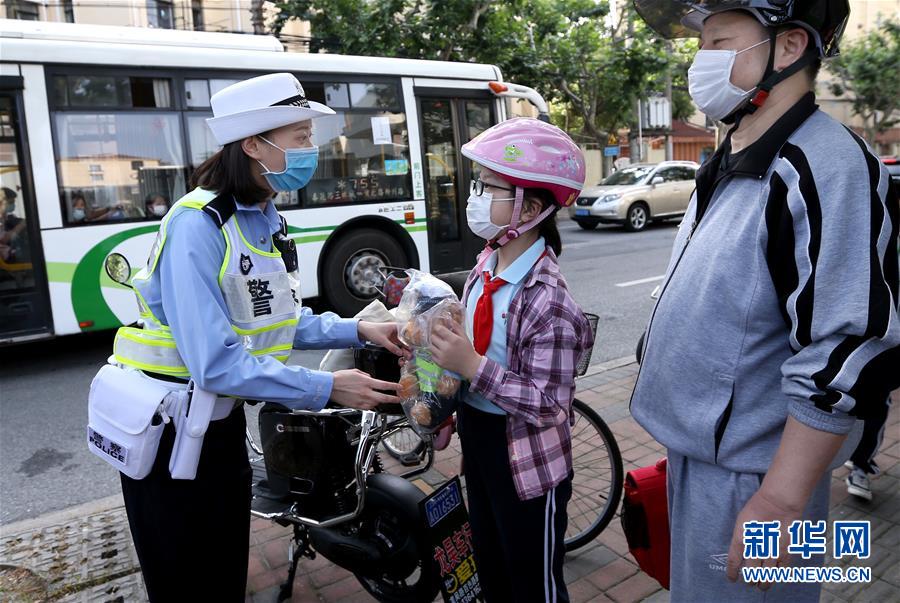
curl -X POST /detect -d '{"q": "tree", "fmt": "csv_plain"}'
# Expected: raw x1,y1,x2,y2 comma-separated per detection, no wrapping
251,0,266,35
272,0,520,59
827,18,900,147
273,0,679,148
666,39,699,122
272,0,414,56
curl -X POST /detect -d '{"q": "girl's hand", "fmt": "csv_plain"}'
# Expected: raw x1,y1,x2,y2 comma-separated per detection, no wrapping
358,321,406,356
429,318,482,380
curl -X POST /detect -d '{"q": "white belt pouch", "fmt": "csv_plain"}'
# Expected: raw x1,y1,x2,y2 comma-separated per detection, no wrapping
168,385,218,480
87,364,177,480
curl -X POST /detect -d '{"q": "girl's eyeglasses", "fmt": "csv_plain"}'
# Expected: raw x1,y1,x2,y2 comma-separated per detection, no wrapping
471,178,515,196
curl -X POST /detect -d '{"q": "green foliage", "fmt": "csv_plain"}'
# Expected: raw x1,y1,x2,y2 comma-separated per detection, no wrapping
826,18,900,145
668,39,698,122
274,0,691,144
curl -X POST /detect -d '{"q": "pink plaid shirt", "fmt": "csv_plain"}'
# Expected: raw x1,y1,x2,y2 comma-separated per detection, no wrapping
464,246,594,501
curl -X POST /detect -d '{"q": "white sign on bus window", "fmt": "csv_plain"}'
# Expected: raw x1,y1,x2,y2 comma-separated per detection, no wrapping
371,116,392,145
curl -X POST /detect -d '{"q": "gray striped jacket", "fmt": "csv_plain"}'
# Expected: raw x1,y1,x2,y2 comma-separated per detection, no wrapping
631,92,899,474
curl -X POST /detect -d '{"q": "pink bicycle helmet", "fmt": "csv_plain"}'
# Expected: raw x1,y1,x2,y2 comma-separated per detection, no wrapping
461,117,585,247
461,117,586,207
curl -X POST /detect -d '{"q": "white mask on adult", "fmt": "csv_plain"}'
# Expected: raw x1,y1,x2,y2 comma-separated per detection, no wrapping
688,35,780,122
465,191,513,241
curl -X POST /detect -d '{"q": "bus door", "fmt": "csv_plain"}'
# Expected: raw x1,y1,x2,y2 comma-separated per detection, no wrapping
416,87,496,274
0,76,52,341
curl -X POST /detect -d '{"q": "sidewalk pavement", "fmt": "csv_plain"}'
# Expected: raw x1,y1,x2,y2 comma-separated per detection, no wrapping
1,359,897,603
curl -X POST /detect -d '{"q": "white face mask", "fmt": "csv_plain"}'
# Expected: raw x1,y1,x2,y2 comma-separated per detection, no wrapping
72,208,85,221
465,191,512,241
688,36,774,122
151,204,167,217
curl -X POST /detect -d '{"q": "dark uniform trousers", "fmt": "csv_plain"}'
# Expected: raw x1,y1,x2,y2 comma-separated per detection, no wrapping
120,407,251,602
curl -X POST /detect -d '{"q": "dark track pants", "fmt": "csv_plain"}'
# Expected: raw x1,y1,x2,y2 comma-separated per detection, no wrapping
120,408,251,602
849,395,892,475
457,403,571,603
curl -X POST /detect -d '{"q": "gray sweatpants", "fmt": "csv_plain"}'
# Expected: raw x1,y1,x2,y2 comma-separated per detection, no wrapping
667,450,831,603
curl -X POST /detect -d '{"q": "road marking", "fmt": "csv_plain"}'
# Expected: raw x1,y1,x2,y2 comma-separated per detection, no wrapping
563,241,600,249
615,275,665,287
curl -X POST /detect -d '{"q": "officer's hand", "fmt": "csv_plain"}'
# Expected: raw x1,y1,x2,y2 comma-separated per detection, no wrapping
358,321,407,357
331,369,401,410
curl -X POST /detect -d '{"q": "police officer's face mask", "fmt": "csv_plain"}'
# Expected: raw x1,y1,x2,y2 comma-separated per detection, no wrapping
256,135,319,192
688,35,781,122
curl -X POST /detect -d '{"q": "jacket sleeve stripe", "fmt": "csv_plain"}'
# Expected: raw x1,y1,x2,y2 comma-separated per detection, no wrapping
764,171,799,336
802,131,900,416
845,127,898,338
778,143,823,350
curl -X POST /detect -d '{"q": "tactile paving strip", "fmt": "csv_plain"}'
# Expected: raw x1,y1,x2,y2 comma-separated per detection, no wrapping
0,506,144,601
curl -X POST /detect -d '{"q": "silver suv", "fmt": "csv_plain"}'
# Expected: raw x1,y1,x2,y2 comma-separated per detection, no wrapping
569,161,699,232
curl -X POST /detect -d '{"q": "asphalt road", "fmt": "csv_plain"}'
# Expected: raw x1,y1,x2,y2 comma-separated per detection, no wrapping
0,217,679,524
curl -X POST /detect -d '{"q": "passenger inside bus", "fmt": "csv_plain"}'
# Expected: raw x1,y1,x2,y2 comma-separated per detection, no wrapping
0,187,28,264
144,193,169,219
69,193,116,223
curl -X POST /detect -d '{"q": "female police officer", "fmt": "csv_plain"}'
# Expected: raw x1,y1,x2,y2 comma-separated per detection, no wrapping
112,73,404,601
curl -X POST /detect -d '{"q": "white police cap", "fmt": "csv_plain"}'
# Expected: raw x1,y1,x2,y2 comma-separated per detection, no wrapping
206,73,335,145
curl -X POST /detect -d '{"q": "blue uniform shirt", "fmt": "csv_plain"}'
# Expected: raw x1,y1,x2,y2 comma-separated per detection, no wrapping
463,237,546,414
140,195,361,410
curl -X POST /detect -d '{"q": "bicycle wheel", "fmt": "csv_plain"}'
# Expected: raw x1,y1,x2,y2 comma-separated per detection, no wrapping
382,423,426,462
565,398,624,552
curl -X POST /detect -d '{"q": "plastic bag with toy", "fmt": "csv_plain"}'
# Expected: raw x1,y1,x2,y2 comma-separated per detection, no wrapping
394,270,466,435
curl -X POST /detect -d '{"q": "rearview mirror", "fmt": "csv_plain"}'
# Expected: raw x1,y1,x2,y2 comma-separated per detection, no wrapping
105,253,133,288
651,176,664,185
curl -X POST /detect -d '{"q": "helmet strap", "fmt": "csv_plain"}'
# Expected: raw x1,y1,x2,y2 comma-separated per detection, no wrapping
490,186,556,249
745,51,815,113
723,27,816,125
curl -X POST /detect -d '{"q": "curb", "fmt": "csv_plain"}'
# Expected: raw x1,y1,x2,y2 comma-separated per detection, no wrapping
0,494,124,537
580,355,636,378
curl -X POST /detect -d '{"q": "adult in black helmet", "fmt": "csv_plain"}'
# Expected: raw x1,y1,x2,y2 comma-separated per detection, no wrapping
636,0,850,122
630,1,899,601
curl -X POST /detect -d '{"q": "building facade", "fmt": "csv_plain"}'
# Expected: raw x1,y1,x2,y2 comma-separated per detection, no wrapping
816,0,900,155
0,0,310,51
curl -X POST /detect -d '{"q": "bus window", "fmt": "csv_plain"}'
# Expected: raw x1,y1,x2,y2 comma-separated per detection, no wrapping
346,83,400,110
184,78,239,109
297,81,412,208
421,99,460,243
51,74,186,224
465,101,492,141
184,78,239,173
53,75,173,109
186,114,219,168
184,78,413,209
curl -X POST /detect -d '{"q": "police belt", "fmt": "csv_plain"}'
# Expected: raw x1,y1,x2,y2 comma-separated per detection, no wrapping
141,370,243,421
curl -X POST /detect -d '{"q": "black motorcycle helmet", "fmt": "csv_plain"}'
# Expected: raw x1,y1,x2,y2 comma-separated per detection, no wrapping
634,0,849,56
634,0,850,120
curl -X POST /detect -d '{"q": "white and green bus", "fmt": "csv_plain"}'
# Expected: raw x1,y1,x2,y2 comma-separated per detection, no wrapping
0,19,548,343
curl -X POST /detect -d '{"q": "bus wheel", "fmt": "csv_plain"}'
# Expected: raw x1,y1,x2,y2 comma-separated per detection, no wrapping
323,229,408,316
